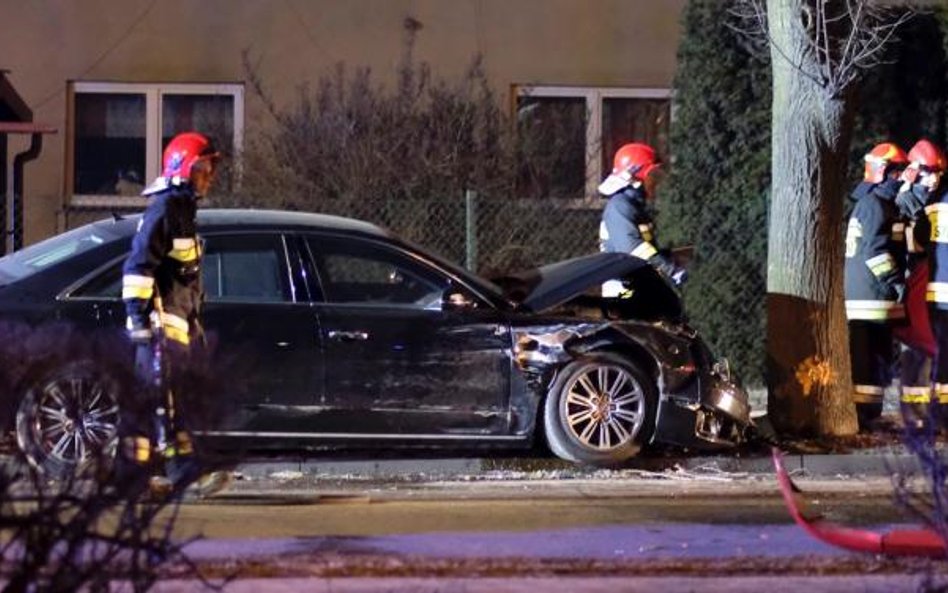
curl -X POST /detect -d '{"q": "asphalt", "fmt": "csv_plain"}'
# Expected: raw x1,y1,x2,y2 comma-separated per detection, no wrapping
37,438,948,591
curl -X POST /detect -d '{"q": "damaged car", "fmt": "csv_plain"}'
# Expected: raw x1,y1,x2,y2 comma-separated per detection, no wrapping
0,209,752,473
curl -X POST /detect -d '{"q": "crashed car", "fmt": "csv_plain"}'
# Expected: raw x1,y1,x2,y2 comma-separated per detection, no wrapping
0,209,751,473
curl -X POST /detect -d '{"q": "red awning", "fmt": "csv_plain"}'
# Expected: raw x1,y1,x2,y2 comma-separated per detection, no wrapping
0,122,57,134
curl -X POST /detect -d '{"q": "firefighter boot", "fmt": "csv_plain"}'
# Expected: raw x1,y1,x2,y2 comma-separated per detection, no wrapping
900,384,932,433
164,431,202,493
856,403,884,431
111,435,153,499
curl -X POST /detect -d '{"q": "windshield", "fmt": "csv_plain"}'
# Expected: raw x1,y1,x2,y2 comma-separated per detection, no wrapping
0,222,124,284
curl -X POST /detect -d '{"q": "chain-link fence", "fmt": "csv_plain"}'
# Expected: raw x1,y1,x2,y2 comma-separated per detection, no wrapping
63,193,767,388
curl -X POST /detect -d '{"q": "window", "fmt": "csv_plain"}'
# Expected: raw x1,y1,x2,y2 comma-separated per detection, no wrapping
0,221,123,284
69,82,243,207
202,234,291,303
307,237,447,308
515,86,670,200
71,233,291,304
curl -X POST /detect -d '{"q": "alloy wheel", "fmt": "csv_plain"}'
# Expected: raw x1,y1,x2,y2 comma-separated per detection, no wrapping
28,372,120,471
561,363,646,451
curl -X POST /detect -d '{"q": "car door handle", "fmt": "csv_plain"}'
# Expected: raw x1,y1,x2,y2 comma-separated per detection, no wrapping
327,330,370,342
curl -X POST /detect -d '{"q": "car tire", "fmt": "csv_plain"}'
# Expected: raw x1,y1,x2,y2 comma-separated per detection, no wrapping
16,360,122,478
544,352,657,466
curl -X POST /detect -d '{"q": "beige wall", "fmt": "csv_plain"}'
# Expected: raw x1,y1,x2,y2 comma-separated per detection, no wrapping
0,0,685,245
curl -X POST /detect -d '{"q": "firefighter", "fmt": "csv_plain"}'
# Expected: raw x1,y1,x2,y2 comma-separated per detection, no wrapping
894,140,946,429
911,140,948,427
119,131,219,493
844,142,909,429
598,142,685,297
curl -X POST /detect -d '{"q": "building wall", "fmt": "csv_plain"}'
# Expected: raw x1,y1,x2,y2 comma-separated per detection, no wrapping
0,0,685,245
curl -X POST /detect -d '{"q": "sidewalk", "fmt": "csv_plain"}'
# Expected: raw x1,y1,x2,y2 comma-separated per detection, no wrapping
221,410,935,488
225,446,924,487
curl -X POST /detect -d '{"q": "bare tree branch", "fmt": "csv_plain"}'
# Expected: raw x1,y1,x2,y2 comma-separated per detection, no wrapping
730,0,918,98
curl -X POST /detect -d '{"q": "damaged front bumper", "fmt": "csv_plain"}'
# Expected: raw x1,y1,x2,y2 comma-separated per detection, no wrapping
656,358,753,449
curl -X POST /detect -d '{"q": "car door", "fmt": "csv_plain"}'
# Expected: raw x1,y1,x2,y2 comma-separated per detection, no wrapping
304,233,512,437
63,231,324,433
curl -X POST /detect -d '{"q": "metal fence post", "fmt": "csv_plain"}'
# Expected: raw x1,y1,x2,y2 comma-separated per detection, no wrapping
465,189,478,272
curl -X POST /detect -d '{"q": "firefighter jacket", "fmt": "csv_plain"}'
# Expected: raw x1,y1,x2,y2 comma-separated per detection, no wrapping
599,185,676,297
925,186,948,311
844,179,906,321
122,186,203,346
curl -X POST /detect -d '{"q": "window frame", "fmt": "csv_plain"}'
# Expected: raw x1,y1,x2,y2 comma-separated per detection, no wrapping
514,85,671,201
303,234,455,311
201,232,296,305
63,231,299,306
66,81,244,208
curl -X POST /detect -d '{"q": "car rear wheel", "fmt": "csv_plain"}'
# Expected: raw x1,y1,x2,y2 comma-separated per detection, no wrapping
544,352,656,466
16,361,121,478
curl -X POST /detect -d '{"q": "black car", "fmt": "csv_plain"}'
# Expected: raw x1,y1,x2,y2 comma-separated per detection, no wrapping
0,209,751,474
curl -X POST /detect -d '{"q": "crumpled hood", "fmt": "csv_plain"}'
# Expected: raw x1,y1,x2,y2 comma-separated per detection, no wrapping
493,252,649,312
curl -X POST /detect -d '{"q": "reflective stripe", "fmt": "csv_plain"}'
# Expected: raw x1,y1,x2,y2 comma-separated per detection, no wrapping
601,280,626,298
845,218,862,258
163,432,195,458
901,386,932,404
122,274,155,300
865,252,896,277
631,241,658,260
853,384,884,404
157,312,190,346
163,325,190,345
123,274,155,288
936,384,948,404
637,224,654,243
845,300,905,320
927,282,948,304
926,203,948,244
168,237,199,262
123,436,151,463
123,286,153,300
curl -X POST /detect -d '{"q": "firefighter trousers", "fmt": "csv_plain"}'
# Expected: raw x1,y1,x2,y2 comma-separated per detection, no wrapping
848,320,895,427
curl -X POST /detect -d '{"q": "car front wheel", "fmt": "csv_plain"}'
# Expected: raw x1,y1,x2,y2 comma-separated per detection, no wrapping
16,361,121,478
544,352,657,466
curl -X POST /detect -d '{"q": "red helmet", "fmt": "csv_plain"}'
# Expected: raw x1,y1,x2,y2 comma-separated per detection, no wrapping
907,139,947,172
161,132,219,181
598,143,661,196
863,142,907,183
144,132,219,195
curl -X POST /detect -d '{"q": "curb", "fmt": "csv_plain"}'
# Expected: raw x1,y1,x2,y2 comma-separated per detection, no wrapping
228,450,924,482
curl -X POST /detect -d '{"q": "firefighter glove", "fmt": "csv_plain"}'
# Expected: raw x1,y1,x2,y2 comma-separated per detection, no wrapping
896,185,929,220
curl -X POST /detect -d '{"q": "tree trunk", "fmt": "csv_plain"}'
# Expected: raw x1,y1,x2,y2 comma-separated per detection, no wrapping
765,0,858,436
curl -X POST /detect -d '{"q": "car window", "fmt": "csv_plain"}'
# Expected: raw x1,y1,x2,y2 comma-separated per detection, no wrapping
72,259,124,298
203,234,292,303
307,236,448,307
72,233,293,303
0,221,125,284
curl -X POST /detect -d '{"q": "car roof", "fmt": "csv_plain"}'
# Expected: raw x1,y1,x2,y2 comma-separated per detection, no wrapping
94,208,391,239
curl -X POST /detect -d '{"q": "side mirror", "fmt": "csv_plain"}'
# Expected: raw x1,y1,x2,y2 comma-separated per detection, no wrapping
442,285,478,311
